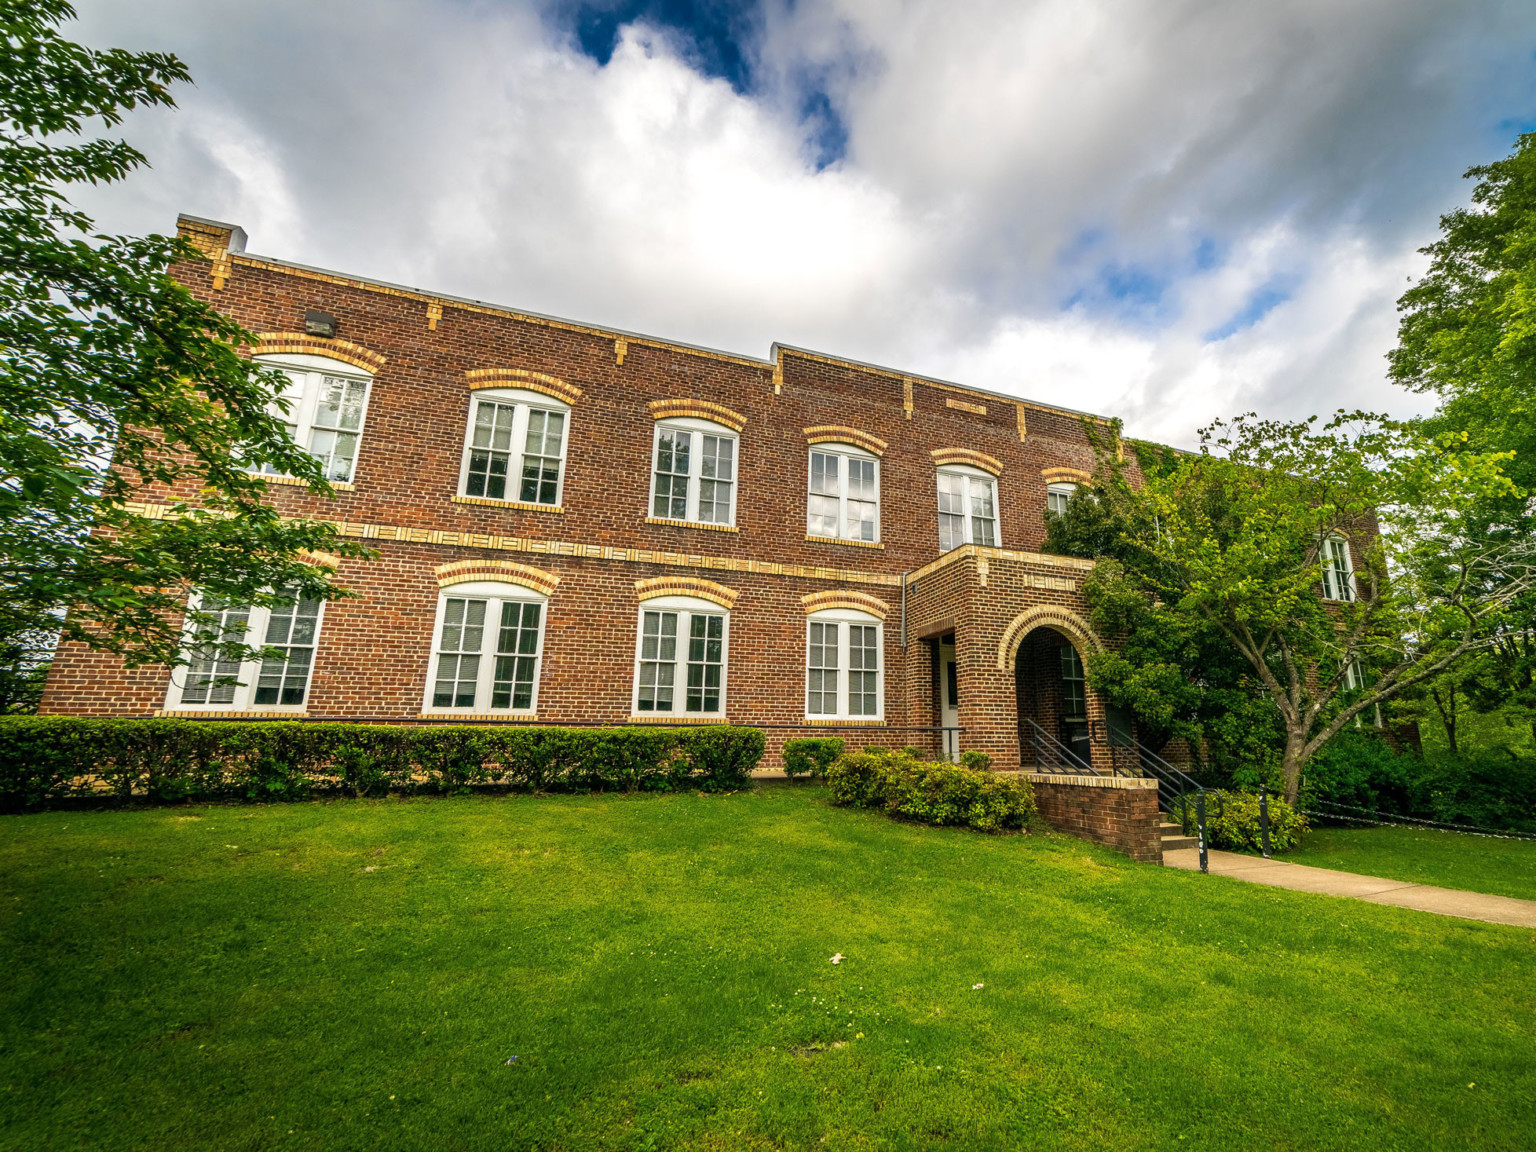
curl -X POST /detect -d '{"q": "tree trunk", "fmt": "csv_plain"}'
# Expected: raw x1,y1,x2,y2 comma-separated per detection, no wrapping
1281,728,1308,805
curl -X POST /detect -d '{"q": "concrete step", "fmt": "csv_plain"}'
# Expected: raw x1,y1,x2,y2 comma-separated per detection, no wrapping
1157,822,1184,835
1161,834,1198,851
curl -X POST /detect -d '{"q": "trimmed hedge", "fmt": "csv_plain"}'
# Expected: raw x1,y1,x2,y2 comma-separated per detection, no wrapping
825,748,1035,833
781,737,844,778
0,718,765,810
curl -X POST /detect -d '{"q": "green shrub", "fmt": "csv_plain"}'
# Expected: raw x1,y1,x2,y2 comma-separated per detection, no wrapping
1302,729,1419,815
1200,788,1308,853
1414,751,1536,833
0,718,766,810
825,748,1034,833
959,750,993,772
781,737,844,778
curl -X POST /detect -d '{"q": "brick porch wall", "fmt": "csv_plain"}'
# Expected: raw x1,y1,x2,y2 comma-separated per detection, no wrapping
1026,774,1162,863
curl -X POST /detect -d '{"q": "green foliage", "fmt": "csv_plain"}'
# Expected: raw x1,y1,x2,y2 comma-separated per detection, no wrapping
958,749,993,771
1199,789,1309,853
781,736,844,778
1391,133,1536,749
1302,728,1420,815
1047,411,1530,802
0,1,369,668
0,718,765,809
825,748,1034,833
1414,751,1536,835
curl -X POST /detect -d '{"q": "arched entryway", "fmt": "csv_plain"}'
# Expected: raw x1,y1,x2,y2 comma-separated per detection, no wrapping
998,606,1106,773
1014,625,1093,769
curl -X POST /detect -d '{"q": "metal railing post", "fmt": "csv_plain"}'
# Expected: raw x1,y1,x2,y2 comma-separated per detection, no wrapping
1196,790,1208,874
1259,785,1271,859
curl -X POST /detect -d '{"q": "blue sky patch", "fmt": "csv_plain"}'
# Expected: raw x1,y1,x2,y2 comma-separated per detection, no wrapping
556,1,764,93
1204,281,1295,342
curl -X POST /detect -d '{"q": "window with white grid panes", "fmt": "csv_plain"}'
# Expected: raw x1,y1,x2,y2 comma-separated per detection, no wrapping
457,388,569,506
648,418,737,525
1320,535,1356,602
805,609,883,720
807,445,879,543
252,354,373,484
165,588,324,712
423,582,547,714
936,466,998,551
1046,483,1076,517
632,596,728,716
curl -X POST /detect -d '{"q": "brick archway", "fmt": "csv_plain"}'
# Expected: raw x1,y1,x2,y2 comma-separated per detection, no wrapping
996,606,1102,671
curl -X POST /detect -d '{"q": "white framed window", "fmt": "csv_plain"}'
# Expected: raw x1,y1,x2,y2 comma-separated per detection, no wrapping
1321,536,1357,602
937,465,998,551
1342,659,1384,728
165,588,324,711
631,596,728,716
1046,483,1077,517
423,581,547,714
254,353,374,484
457,388,570,506
805,609,884,720
807,445,880,542
649,418,737,526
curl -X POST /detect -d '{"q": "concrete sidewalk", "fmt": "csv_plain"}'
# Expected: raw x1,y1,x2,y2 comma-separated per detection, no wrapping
1163,847,1536,928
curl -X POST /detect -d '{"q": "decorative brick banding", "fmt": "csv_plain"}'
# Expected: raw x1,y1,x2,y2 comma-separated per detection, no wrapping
800,590,889,620
930,447,1002,475
1042,466,1092,485
997,606,1103,670
634,576,738,608
251,332,386,372
434,560,560,595
648,398,747,431
464,368,581,405
803,425,887,455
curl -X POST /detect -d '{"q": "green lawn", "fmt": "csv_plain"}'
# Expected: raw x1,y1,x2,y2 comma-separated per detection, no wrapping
2,786,1533,1151
1288,824,1536,902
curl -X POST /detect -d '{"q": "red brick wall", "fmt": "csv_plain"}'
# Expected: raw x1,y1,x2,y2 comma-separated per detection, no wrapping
1030,777,1163,863
39,223,1137,772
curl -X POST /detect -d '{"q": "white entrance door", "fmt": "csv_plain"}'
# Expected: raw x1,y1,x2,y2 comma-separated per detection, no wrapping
939,638,959,762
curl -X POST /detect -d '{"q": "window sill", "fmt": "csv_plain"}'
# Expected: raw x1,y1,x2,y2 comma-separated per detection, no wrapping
451,495,563,513
805,534,884,550
628,714,731,725
253,472,356,492
644,516,739,534
802,717,885,727
156,708,309,718
417,711,538,721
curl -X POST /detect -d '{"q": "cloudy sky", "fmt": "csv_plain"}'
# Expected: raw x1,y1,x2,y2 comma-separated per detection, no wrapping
68,0,1536,445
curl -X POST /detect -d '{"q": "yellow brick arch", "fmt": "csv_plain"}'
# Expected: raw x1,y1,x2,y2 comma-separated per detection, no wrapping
997,605,1103,670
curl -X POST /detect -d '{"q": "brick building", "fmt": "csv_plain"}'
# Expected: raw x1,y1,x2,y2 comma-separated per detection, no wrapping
39,213,1244,801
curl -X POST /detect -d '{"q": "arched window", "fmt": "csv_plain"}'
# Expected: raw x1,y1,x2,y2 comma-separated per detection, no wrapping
632,595,729,716
423,581,547,714
253,353,374,484
936,465,998,550
805,608,883,720
1321,536,1356,602
165,587,324,712
807,443,880,543
650,417,737,526
457,387,570,507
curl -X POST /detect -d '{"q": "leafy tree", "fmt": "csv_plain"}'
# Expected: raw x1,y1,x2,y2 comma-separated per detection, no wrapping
0,1,367,673
1049,414,1531,803
1391,131,1536,737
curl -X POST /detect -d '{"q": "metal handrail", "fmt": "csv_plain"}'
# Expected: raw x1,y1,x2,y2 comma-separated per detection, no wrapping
1022,717,1097,776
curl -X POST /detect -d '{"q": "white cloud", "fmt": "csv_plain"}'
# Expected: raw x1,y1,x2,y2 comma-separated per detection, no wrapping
63,0,1536,446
